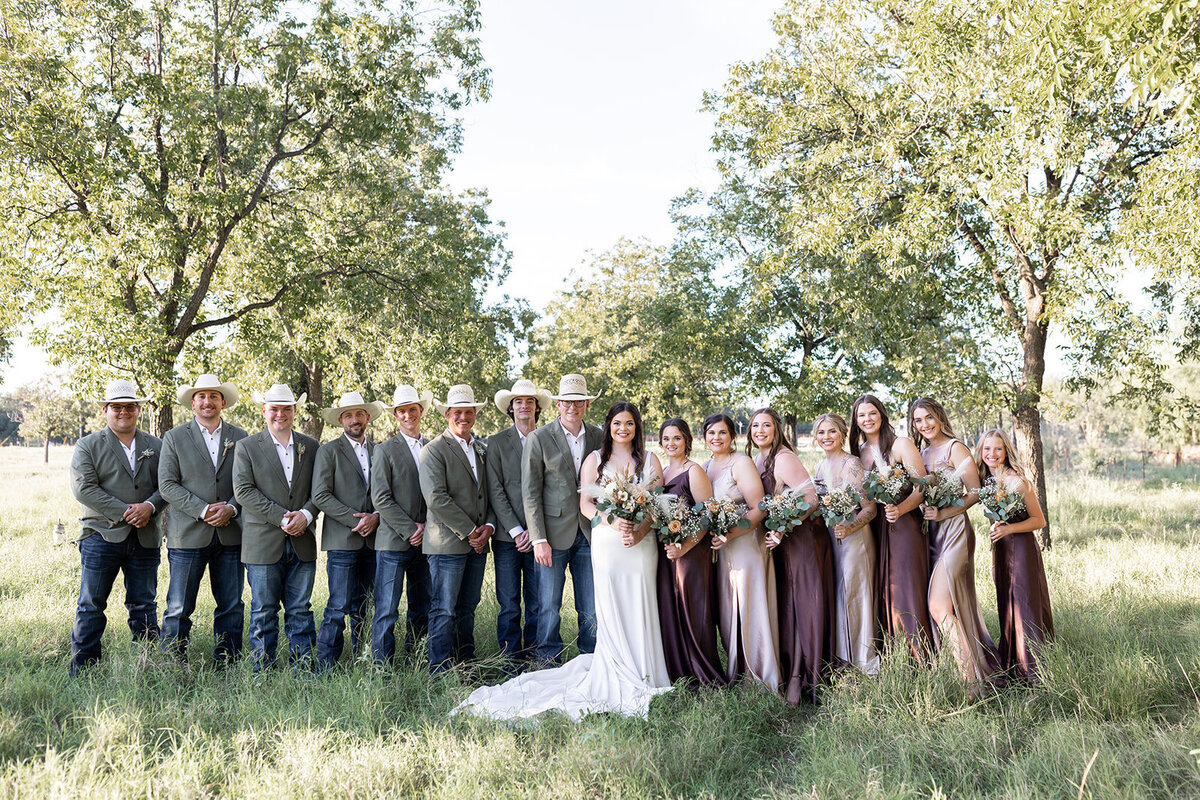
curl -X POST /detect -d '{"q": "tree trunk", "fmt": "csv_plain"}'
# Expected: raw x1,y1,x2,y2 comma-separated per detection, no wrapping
43,437,50,463
301,361,324,439
1012,311,1051,549
153,402,174,438
784,411,797,447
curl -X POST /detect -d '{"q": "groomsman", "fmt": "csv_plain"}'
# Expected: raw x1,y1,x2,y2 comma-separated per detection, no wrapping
157,374,248,665
232,384,320,669
522,373,602,664
487,379,551,667
419,384,493,674
312,391,385,670
370,385,433,664
68,379,165,674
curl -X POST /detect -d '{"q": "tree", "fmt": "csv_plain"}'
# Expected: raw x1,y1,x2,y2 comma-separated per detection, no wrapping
0,0,491,434
525,240,732,426
13,380,85,461
702,0,1187,546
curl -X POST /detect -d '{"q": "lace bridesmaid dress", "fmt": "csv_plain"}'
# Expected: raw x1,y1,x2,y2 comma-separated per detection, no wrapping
710,460,780,691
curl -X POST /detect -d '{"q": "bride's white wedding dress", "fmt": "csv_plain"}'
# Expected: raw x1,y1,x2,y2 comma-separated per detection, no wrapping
453,459,672,721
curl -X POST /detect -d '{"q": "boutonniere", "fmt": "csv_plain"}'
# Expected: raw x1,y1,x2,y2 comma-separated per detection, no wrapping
473,440,486,458
298,443,307,459
137,448,156,462
222,440,235,455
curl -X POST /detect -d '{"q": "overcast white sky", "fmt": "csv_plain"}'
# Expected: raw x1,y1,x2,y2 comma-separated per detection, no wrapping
2,1,782,389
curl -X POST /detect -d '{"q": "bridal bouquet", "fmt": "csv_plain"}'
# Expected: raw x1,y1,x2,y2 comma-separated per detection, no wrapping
759,486,814,537
650,494,705,545
862,463,913,506
698,497,751,542
818,484,862,529
583,468,662,528
912,465,968,510
974,476,1027,523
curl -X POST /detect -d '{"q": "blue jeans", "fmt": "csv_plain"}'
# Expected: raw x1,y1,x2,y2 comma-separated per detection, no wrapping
316,548,376,668
371,548,430,664
493,539,540,660
244,539,316,670
70,532,160,673
426,550,487,672
160,531,244,663
535,529,596,663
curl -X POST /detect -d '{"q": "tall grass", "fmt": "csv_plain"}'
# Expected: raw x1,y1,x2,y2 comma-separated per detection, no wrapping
0,445,1197,798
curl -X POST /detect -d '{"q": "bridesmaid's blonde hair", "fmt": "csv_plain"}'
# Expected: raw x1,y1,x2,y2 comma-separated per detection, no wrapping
974,428,1026,484
812,413,849,450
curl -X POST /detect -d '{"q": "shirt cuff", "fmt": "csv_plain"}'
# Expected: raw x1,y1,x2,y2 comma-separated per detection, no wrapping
508,526,524,538
300,509,314,525
529,535,547,545
200,503,211,521
145,501,156,513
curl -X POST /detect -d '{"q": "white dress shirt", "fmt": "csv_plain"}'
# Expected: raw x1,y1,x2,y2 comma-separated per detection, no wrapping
451,432,478,480
119,438,137,473
197,420,222,468
508,426,532,539
560,421,585,478
400,432,423,472
272,431,313,525
346,434,370,484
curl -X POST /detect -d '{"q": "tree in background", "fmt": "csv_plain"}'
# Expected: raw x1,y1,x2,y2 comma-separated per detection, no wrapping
0,0,496,434
11,380,86,461
525,240,731,427
699,0,1189,546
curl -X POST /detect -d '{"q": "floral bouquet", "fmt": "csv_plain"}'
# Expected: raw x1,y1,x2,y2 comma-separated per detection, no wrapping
862,463,913,506
651,494,705,545
974,476,1027,523
759,485,814,538
818,484,862,529
912,465,968,510
697,497,751,542
583,468,662,529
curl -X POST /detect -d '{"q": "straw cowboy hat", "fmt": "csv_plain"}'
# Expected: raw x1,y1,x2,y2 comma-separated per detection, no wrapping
321,391,387,426
550,373,598,401
176,374,240,409
96,378,149,404
251,384,307,407
390,384,434,412
493,378,552,413
435,384,487,414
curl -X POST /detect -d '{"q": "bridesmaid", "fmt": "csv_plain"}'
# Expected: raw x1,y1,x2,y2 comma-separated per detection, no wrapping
975,428,1054,684
909,397,995,691
703,413,780,692
748,408,833,704
849,394,934,661
812,413,878,675
656,418,726,687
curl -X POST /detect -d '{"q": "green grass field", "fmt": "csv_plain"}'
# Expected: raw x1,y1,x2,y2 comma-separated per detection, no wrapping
0,445,1197,798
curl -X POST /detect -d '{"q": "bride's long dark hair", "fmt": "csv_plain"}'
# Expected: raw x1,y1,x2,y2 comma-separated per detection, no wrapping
597,401,645,477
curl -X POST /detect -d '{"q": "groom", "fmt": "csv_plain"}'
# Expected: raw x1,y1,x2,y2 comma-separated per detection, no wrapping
522,373,602,664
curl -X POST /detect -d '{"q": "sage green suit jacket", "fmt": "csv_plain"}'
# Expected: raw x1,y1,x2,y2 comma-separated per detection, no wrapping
70,427,165,548
486,426,527,543
232,428,320,565
521,420,602,550
418,430,491,555
158,419,248,549
370,434,426,552
312,435,376,552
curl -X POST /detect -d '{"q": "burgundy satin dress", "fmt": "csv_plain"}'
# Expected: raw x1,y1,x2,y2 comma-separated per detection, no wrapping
872,483,935,661
761,466,834,704
993,508,1054,683
656,469,727,687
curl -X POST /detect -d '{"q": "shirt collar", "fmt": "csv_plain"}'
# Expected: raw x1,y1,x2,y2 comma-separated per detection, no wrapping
271,431,295,450
451,430,473,448
400,431,422,448
343,433,367,449
195,418,222,436
560,421,583,441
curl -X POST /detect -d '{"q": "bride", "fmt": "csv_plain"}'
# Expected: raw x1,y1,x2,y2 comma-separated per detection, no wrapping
454,401,672,721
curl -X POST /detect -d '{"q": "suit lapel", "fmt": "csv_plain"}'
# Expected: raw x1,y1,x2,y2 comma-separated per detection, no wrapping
443,430,477,483
104,427,135,477
260,431,289,489
187,419,220,473
339,435,369,489
549,422,579,488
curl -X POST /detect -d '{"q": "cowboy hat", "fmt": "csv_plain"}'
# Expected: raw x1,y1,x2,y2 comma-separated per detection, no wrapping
251,384,307,407
96,379,149,404
176,374,240,409
390,384,434,412
550,373,598,401
493,378,553,413
321,391,387,426
435,384,487,413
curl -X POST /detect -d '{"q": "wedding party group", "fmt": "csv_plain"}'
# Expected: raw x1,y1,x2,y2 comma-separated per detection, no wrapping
66,372,1054,722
